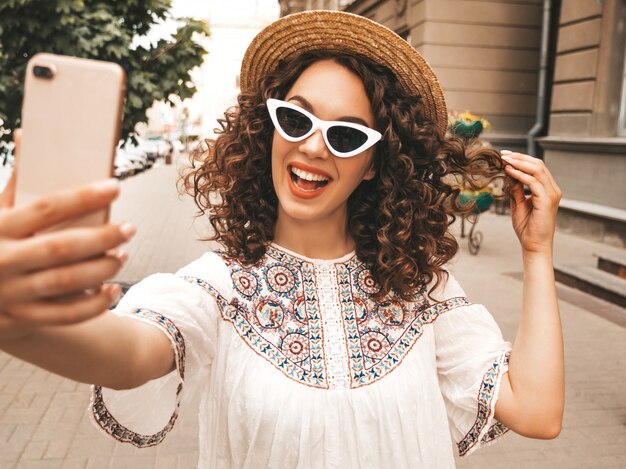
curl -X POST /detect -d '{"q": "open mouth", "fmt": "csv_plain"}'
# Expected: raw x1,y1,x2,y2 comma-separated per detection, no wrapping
288,165,331,192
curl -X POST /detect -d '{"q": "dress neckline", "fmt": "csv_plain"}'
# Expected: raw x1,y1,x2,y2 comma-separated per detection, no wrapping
269,242,356,264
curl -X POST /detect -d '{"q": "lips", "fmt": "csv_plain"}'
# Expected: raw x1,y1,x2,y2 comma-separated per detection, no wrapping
287,162,333,199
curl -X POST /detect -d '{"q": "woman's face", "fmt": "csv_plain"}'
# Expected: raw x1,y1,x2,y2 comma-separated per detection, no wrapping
271,59,377,227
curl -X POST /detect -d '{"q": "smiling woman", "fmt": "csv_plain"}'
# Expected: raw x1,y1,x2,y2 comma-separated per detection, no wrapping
270,60,379,246
185,49,506,301
0,9,564,469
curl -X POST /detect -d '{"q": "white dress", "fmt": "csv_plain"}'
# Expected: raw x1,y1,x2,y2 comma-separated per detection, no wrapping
89,244,512,468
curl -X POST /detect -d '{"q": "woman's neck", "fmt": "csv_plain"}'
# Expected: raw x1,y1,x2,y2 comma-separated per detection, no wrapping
273,210,355,260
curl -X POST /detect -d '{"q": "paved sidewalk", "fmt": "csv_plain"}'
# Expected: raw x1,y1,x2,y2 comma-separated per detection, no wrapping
1,159,625,468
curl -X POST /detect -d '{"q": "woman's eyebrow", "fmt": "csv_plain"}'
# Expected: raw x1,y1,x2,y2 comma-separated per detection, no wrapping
287,95,370,127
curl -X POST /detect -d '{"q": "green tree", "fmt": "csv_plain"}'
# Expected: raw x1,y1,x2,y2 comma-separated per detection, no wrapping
0,0,209,150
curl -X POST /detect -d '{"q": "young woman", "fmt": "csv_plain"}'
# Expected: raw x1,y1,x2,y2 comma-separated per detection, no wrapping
0,11,563,468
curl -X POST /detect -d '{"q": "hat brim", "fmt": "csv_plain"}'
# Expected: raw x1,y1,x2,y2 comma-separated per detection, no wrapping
240,10,448,138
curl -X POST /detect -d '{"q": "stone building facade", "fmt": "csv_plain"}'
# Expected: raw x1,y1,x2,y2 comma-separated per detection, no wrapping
538,0,626,247
281,0,545,151
276,0,626,246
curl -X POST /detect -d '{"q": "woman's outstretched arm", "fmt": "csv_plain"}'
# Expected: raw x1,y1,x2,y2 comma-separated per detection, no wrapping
0,136,174,389
0,130,127,333
0,181,175,389
0,312,175,390
493,151,565,439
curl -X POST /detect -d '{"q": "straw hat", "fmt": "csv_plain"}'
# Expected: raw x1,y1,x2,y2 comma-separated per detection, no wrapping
240,10,448,137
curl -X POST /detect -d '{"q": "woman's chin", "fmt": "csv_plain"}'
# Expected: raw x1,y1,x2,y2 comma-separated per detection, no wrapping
277,200,325,223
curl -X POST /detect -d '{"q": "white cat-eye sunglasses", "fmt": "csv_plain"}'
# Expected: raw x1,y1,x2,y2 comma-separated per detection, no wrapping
267,98,382,158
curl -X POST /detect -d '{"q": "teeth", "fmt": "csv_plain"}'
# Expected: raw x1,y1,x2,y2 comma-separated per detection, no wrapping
290,166,330,182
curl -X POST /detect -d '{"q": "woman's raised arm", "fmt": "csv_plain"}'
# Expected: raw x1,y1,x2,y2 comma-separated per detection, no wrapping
493,151,565,439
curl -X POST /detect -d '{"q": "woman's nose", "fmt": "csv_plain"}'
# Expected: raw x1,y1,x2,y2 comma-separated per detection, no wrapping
298,129,330,160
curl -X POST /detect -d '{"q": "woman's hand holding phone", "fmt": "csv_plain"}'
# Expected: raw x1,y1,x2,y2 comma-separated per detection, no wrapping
0,134,134,338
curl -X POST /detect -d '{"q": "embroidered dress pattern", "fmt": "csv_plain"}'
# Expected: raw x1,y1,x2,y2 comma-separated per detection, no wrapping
183,246,476,390
183,269,327,388
458,350,511,456
91,308,186,448
315,261,351,389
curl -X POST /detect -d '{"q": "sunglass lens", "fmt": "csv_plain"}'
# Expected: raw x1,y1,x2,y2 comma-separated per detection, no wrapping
276,107,312,138
327,126,368,154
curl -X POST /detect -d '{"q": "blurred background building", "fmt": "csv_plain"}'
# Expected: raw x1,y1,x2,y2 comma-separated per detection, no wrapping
280,0,353,15
195,0,280,137
142,0,279,141
343,0,544,152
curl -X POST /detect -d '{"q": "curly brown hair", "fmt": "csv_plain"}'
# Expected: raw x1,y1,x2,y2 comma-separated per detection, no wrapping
182,50,510,300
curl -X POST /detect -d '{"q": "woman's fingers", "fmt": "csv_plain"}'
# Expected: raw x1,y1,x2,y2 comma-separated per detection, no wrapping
510,181,527,207
501,153,548,182
504,164,548,201
0,222,136,276
501,151,562,200
0,252,127,303
0,178,121,238
4,283,120,326
0,142,130,330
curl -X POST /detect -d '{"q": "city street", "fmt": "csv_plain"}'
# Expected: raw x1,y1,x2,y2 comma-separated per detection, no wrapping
0,158,624,468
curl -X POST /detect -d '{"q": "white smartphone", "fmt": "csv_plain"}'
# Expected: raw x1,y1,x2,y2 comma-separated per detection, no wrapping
14,53,126,229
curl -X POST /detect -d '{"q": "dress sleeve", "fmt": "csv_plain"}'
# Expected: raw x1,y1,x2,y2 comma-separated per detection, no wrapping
89,252,229,448
432,273,512,457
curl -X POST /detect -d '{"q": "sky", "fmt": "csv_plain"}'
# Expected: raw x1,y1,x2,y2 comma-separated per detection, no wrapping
138,0,280,47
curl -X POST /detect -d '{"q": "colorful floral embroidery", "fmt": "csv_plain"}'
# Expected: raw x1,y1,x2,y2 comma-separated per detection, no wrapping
354,266,381,295
281,332,310,363
182,273,328,389
91,308,185,447
458,351,511,456
266,264,298,293
360,331,391,361
232,268,260,298
183,247,473,390
91,385,181,448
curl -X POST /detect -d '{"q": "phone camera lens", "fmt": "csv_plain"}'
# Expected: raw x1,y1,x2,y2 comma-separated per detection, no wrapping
33,65,53,79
